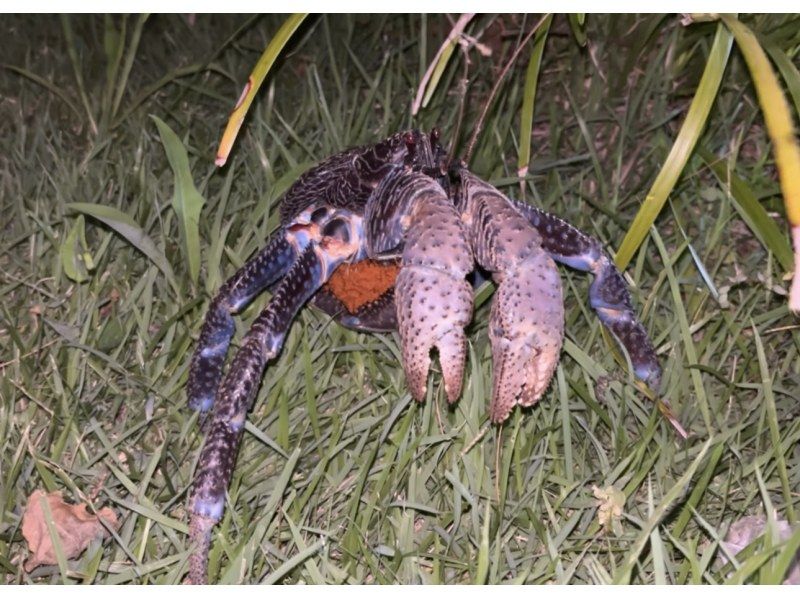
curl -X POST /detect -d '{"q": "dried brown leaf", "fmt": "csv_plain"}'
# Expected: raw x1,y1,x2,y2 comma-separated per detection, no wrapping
22,489,119,572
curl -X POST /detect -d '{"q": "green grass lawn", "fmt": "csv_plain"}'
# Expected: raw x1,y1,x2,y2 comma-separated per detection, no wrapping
1,14,798,584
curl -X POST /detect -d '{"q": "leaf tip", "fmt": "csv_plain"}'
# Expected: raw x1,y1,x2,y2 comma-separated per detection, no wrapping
790,226,800,313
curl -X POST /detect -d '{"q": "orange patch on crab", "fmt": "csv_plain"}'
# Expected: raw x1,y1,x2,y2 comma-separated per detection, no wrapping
325,260,400,313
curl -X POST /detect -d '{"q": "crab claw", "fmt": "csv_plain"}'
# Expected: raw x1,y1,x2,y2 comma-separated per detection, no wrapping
365,168,473,404
396,267,472,402
487,250,564,422
456,171,565,423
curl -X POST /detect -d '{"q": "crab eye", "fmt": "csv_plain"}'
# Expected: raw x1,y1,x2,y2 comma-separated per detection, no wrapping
322,218,350,243
310,207,329,224
403,131,416,150
430,128,440,143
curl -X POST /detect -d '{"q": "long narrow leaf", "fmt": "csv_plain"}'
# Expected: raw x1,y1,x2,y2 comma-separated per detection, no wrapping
698,146,793,271
215,13,308,166
517,14,553,180
612,438,713,584
67,202,175,283
615,22,732,270
152,116,206,285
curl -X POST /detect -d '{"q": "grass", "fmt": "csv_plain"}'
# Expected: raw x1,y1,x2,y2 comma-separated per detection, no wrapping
1,13,799,584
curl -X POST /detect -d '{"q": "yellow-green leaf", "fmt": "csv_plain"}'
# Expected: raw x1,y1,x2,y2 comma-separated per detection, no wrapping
215,13,308,166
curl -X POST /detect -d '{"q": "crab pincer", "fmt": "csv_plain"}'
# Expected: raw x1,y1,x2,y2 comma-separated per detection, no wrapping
365,168,474,403
456,171,565,423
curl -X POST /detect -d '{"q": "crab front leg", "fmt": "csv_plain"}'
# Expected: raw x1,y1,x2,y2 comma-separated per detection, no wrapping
511,200,661,389
187,231,297,412
456,172,565,423
187,208,362,584
365,168,473,403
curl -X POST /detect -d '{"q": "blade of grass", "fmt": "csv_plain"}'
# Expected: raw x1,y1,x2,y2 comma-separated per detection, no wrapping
60,14,98,135
38,493,71,583
751,321,794,521
474,498,491,584
517,14,552,182
67,202,177,289
615,22,732,269
612,438,712,583
567,14,587,47
215,13,309,166
652,229,713,433
411,13,474,115
111,14,149,122
260,539,323,584
1,64,83,121
152,115,206,286
698,145,793,271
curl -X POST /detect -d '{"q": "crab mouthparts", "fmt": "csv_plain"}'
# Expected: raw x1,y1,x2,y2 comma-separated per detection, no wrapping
324,259,400,313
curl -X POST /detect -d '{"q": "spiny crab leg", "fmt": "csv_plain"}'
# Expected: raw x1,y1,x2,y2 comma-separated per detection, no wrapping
512,200,661,389
187,208,362,584
365,168,474,403
456,171,565,423
187,231,297,412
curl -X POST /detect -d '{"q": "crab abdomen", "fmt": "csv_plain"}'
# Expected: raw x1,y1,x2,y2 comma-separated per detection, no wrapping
457,171,564,423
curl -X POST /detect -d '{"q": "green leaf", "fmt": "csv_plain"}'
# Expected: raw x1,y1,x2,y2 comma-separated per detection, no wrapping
517,14,552,179
152,115,206,285
475,499,491,584
698,146,793,271
615,22,733,270
568,14,587,46
60,215,95,283
760,33,800,119
721,15,800,227
412,13,474,115
612,438,713,583
67,202,175,283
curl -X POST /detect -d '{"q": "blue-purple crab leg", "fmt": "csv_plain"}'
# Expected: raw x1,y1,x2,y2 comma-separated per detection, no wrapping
187,231,297,412
457,172,565,423
365,168,474,403
187,210,362,584
512,200,661,389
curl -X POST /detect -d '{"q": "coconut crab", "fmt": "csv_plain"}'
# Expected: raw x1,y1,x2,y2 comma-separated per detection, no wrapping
184,129,660,583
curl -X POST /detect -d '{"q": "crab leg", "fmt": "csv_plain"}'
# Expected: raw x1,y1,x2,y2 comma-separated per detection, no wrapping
365,169,473,403
187,231,297,412
456,172,564,423
511,201,661,389
187,211,361,584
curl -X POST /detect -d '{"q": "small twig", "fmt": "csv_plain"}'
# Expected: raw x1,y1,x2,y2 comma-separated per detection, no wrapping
460,422,490,456
0,339,59,370
464,14,550,164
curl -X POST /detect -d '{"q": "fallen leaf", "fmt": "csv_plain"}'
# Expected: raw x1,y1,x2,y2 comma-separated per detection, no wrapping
593,484,626,535
22,489,119,572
